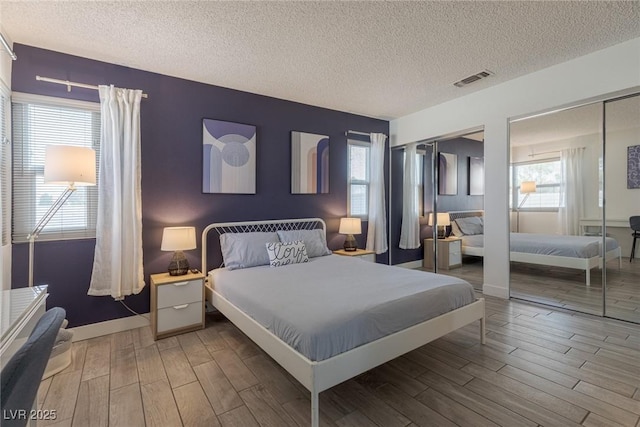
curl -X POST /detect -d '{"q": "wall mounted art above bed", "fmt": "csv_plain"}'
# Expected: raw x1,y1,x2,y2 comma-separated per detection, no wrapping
202,119,256,194
291,131,329,194
438,152,458,195
468,156,484,195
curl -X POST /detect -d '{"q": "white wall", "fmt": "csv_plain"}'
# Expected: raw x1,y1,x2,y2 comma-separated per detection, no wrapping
0,25,11,291
391,38,640,298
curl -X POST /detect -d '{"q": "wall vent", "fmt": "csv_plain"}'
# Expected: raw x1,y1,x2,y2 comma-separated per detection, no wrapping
453,70,493,88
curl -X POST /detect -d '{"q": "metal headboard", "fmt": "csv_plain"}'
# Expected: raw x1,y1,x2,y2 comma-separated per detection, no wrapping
201,218,327,276
448,210,484,222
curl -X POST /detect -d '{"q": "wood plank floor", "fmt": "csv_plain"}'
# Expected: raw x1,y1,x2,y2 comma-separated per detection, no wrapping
442,255,640,324
38,295,640,426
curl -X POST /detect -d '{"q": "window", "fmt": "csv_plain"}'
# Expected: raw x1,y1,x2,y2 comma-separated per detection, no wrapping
348,141,370,217
511,159,561,210
0,89,9,246
12,94,100,243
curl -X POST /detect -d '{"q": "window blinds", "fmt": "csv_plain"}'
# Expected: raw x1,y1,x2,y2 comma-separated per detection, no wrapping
12,95,100,243
1,92,9,245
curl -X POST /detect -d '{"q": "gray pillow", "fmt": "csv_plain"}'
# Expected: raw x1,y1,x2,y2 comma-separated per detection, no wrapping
220,232,280,270
276,229,331,258
454,217,484,235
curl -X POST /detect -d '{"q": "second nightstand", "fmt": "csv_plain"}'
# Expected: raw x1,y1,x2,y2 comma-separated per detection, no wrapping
333,249,376,262
423,237,462,271
150,271,205,340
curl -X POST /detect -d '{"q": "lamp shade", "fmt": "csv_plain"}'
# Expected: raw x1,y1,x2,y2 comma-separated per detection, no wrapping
428,212,451,226
339,217,362,235
520,181,536,194
44,145,96,186
161,227,196,251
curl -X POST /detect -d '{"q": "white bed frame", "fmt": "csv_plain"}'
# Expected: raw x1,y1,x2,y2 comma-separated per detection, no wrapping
450,211,623,287
202,218,485,427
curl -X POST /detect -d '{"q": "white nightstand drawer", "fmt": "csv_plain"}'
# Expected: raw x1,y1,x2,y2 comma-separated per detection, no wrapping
448,240,461,255
449,250,462,266
157,279,202,309
359,254,375,262
157,302,202,333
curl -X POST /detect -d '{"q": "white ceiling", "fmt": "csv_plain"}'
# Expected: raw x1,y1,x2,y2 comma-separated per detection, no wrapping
1,1,639,120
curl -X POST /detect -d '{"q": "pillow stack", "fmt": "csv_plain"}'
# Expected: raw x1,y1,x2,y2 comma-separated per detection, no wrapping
219,228,331,269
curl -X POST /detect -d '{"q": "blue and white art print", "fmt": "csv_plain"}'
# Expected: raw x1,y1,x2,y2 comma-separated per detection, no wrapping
291,131,329,194
628,144,640,189
203,119,256,194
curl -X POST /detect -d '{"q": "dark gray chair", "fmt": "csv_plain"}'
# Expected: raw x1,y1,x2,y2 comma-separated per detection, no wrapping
1,307,65,427
631,216,640,262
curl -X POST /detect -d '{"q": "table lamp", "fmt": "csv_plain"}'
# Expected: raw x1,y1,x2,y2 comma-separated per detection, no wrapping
28,145,96,287
339,217,362,251
161,226,196,275
428,212,451,239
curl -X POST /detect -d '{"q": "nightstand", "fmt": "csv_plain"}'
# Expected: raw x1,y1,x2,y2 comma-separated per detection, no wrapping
150,271,205,340
423,237,462,270
333,249,376,262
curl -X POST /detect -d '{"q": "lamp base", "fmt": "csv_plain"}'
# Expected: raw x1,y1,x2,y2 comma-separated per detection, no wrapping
437,226,447,239
168,251,190,276
343,234,358,251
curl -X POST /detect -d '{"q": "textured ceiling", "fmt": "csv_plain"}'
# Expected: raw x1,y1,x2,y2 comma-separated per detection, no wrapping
1,1,639,120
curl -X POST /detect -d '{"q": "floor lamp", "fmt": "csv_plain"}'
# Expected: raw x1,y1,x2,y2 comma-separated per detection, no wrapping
28,145,96,287
516,181,536,232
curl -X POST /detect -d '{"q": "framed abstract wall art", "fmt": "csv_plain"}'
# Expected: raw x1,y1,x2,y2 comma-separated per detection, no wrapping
203,119,256,194
468,156,484,195
291,131,329,194
628,144,640,189
438,152,458,195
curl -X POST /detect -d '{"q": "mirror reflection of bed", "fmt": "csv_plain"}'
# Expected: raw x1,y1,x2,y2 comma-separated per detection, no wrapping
508,96,640,323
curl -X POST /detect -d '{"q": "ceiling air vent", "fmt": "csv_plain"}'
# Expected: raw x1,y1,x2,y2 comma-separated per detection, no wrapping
453,70,493,88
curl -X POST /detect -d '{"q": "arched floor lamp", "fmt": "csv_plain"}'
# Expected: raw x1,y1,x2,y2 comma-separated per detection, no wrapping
516,181,536,232
28,145,96,287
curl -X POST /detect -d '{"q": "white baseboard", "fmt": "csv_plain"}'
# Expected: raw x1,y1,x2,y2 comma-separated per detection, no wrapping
394,260,423,269
482,283,509,299
69,313,150,342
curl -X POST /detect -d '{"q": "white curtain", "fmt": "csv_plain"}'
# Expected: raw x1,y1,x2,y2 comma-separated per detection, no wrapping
366,133,388,254
399,144,420,249
89,85,144,298
558,147,585,236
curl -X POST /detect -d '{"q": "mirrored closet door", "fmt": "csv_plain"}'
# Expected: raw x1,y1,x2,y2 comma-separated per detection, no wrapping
391,131,484,291
604,94,640,324
509,93,640,324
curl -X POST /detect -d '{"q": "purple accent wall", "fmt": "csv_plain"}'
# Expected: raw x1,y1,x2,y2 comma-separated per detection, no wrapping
11,44,389,327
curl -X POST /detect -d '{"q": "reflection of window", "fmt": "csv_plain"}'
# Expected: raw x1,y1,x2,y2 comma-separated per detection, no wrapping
511,159,561,210
348,141,370,217
12,96,100,242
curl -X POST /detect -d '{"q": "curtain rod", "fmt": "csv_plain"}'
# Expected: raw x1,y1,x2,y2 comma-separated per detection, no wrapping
345,130,370,137
528,149,560,157
36,75,149,98
0,33,16,61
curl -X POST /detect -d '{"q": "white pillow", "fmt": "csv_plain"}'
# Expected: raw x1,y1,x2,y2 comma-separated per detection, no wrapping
220,232,279,270
265,240,310,267
454,217,484,236
276,229,331,258
451,220,464,237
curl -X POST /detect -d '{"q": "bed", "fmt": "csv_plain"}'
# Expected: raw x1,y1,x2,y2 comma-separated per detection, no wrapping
201,218,485,426
450,211,622,287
